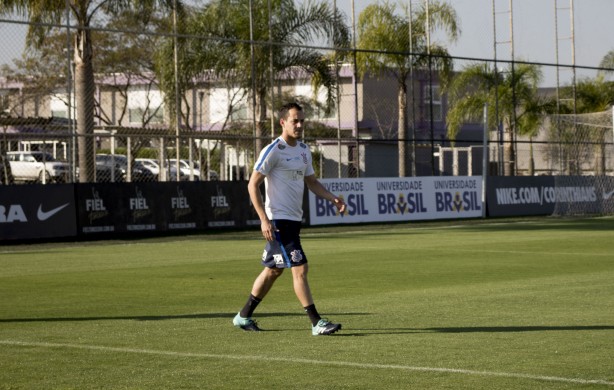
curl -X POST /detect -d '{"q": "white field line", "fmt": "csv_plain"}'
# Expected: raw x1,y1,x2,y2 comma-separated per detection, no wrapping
1,340,613,387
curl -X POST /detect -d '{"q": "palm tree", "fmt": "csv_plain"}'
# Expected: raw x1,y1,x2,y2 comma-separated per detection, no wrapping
574,75,614,113
0,0,180,182
356,0,459,177
598,49,614,77
446,62,551,176
157,0,350,157
559,75,614,175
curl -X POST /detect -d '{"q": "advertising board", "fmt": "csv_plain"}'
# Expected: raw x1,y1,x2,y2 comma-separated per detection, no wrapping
309,176,483,225
0,184,77,240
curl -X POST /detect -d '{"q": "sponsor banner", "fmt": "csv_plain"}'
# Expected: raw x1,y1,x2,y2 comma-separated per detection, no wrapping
0,184,77,240
549,176,614,215
202,181,246,228
77,183,165,233
308,176,483,225
121,183,161,232
162,182,203,230
486,176,555,216
76,183,129,233
76,182,206,234
486,176,614,217
76,181,251,235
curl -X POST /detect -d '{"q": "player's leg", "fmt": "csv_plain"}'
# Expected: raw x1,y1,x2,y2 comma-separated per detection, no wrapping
252,266,284,300
291,263,314,307
291,264,341,336
234,231,288,332
234,267,284,332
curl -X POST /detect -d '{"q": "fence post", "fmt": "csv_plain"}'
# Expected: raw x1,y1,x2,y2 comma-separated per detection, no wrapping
482,103,488,219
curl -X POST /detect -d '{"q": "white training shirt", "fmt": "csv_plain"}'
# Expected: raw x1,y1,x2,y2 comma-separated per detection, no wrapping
254,136,315,221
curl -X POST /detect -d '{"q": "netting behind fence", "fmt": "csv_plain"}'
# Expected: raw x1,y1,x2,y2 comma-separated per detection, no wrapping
1,1,613,186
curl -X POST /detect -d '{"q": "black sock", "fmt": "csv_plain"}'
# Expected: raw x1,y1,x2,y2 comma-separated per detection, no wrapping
239,294,261,318
304,304,321,326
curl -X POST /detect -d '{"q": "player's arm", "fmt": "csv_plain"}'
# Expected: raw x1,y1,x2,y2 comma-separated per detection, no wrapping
304,174,346,213
247,170,275,241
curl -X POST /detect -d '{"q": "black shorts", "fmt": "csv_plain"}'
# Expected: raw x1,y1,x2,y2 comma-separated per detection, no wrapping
261,219,308,268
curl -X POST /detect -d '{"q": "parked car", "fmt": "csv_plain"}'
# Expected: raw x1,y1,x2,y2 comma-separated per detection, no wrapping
181,160,217,180
164,159,201,181
135,158,160,177
165,159,216,181
0,153,12,184
95,154,156,182
7,151,70,183
136,158,184,181
132,160,156,182
206,169,219,181
94,155,125,182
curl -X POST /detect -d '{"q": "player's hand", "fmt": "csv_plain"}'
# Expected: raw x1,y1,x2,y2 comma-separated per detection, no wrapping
333,197,346,214
261,219,276,241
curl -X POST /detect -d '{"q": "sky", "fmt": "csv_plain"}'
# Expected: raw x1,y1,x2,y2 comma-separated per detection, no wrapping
343,0,614,86
1,0,613,87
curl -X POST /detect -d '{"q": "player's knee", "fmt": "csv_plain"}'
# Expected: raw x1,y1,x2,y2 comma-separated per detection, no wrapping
291,264,308,279
265,267,284,278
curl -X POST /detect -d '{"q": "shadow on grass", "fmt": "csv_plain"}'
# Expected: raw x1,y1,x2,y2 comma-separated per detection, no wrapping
460,217,614,233
345,325,614,336
0,312,367,323
426,325,614,333
303,217,614,241
4,313,609,336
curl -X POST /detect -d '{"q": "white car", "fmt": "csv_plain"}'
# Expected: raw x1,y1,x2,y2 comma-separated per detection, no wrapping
167,159,201,181
137,158,184,181
172,160,219,180
7,151,70,183
135,158,161,177
176,160,219,180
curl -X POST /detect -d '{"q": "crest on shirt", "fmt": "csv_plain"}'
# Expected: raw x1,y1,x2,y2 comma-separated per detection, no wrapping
301,152,307,164
278,144,286,150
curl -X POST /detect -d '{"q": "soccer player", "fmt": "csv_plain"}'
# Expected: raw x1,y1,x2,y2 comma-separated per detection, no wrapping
233,102,346,335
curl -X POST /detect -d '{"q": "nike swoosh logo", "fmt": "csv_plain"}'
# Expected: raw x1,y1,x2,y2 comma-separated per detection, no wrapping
37,203,70,221
603,189,614,200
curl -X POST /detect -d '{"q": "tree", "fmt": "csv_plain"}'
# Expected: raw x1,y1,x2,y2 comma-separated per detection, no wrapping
157,0,350,159
0,0,180,182
0,32,68,118
558,74,614,175
95,9,169,128
446,62,552,176
3,11,166,128
356,0,459,177
572,75,614,113
94,9,174,176
598,49,614,78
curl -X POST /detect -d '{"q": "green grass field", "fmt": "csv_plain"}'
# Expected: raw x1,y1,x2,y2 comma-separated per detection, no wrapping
1,217,613,389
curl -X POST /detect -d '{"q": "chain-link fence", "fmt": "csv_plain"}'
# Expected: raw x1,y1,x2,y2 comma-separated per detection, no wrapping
1,1,613,185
